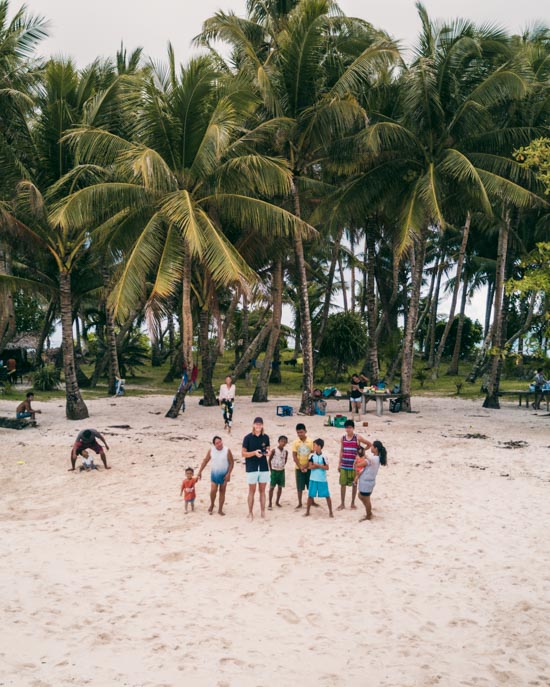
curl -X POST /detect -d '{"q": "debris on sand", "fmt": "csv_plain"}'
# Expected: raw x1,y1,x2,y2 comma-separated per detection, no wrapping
499,440,528,450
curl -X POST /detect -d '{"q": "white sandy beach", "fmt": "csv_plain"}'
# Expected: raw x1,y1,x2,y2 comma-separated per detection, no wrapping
0,393,549,687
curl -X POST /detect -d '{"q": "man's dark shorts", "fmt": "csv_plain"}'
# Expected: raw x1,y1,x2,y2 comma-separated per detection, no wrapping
295,469,310,491
74,439,103,455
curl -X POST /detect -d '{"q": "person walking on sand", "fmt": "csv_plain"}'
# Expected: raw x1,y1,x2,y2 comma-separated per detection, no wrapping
219,375,236,433
198,436,234,515
69,428,111,471
337,419,371,510
291,423,314,509
16,392,41,421
304,439,333,518
268,435,288,509
242,417,270,520
356,440,387,521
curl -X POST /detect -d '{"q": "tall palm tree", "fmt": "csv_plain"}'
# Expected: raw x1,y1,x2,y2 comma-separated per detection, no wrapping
54,53,313,414
199,0,397,410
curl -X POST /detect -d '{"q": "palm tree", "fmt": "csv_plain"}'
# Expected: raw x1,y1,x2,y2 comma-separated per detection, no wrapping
54,53,313,415
325,3,544,408
199,0,397,410
0,1,48,350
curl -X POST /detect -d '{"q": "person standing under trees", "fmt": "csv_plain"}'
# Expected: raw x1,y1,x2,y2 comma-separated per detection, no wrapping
338,420,371,511
219,375,236,433
349,373,369,417
532,368,546,410
242,417,271,520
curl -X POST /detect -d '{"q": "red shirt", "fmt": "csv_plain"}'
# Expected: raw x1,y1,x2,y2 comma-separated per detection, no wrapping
181,477,198,501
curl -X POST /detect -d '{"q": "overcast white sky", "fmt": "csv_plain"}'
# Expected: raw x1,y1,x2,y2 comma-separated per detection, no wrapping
35,0,548,67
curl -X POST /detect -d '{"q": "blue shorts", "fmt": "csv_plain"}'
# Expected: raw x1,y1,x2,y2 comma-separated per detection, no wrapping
211,471,228,485
308,481,330,498
246,470,270,485
16,412,32,419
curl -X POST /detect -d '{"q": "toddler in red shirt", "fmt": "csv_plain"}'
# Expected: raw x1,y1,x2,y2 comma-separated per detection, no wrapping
180,467,198,513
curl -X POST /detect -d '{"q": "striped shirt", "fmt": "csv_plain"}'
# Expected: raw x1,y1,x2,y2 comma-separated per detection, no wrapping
341,433,358,470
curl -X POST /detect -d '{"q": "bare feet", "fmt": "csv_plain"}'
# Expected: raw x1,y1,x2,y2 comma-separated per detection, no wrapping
311,501,320,508
276,503,282,508
359,514,372,522
295,504,302,510
303,512,310,517
329,513,334,518
350,504,357,510
218,510,225,516
268,505,273,510
247,512,254,521
105,466,112,470
208,506,214,515
68,468,75,471
260,511,266,518
336,504,345,511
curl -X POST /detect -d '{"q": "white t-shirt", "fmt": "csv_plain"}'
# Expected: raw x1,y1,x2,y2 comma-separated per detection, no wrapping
219,384,236,401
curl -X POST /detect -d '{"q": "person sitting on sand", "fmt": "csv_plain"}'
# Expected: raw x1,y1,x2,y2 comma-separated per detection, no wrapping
180,467,198,513
304,439,334,518
16,392,41,421
242,417,270,520
268,435,288,510
355,440,387,521
79,449,98,472
198,436,234,515
338,419,371,511
70,428,111,471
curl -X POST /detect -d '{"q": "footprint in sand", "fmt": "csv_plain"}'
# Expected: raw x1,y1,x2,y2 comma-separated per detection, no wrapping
278,608,300,624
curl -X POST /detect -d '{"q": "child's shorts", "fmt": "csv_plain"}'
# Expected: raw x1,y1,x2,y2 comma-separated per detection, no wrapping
16,412,32,419
185,498,195,504
359,491,372,497
270,470,285,488
308,481,330,498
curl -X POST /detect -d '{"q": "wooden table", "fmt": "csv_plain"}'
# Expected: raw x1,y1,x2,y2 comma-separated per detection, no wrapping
498,390,550,410
361,392,405,416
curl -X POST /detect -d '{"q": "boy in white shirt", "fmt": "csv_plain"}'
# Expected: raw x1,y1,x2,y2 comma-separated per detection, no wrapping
268,436,288,509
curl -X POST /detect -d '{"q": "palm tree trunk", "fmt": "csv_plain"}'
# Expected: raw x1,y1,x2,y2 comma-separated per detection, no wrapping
102,268,121,395
426,255,444,368
314,226,344,366
400,229,428,411
59,271,89,420
338,252,348,312
432,213,471,378
364,230,379,382
484,279,494,338
292,181,314,413
350,231,355,312
182,244,193,369
483,214,510,409
105,304,120,395
36,298,56,364
233,322,271,380
199,309,217,405
253,258,283,402
0,241,16,350
447,273,468,376
419,251,439,357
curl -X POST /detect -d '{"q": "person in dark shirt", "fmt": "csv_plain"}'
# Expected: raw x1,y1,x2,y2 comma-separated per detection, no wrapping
70,428,111,471
242,417,270,520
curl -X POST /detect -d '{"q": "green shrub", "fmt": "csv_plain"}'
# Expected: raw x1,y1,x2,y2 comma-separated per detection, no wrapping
31,365,61,391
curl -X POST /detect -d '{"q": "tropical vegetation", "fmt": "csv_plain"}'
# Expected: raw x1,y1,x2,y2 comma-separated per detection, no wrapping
0,0,548,419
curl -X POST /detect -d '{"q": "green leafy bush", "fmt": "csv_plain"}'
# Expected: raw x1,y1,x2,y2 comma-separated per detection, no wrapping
31,365,61,391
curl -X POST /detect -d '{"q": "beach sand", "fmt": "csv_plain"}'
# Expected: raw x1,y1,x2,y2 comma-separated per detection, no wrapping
0,393,549,686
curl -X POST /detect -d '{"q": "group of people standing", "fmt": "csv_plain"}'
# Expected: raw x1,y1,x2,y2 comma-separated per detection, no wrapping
182,413,387,522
